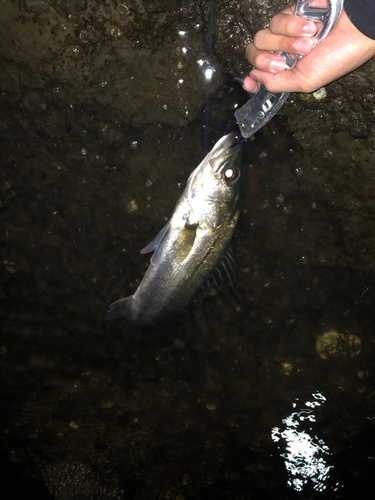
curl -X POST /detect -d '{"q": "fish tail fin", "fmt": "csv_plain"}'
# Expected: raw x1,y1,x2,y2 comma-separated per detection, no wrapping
105,296,134,321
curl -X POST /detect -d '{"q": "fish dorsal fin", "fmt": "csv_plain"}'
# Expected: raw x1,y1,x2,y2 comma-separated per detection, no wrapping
203,247,236,291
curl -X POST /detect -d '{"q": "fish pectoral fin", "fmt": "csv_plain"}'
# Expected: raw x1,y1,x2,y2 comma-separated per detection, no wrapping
172,223,198,263
140,222,170,255
202,246,237,291
144,220,197,267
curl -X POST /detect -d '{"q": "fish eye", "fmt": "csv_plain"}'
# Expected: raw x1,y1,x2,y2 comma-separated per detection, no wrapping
224,167,240,183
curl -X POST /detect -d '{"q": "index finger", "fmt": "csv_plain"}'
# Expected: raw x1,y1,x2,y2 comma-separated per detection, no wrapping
269,12,317,37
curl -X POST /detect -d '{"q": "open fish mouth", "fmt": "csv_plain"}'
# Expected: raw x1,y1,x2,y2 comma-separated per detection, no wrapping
209,133,242,174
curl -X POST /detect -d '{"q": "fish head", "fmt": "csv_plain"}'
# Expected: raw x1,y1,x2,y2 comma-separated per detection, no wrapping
191,132,242,204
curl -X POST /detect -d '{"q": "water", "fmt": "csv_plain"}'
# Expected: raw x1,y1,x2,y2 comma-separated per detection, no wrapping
1,1,375,499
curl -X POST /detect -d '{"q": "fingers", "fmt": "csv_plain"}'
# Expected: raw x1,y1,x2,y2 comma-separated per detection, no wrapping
245,35,314,83
253,28,314,56
243,75,260,94
269,12,317,37
242,6,375,95
245,11,317,77
243,68,314,95
246,43,287,73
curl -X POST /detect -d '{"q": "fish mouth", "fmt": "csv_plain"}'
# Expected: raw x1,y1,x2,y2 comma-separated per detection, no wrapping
209,132,242,174
187,133,242,194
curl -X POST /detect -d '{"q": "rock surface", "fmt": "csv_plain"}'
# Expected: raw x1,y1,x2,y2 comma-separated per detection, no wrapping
1,1,375,499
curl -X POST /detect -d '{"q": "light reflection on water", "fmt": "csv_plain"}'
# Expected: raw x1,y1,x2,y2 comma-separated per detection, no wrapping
271,392,340,492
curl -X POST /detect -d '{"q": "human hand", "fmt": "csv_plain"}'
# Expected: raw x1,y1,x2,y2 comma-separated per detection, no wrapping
243,5,375,94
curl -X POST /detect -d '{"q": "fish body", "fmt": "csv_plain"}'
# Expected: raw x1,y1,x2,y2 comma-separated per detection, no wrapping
106,132,242,327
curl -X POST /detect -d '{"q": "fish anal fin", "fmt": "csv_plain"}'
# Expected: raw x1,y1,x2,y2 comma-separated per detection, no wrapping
105,296,134,321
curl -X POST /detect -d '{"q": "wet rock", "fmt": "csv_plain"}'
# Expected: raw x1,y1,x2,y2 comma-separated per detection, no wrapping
60,0,89,15
313,87,327,100
316,330,362,360
0,0,223,128
280,361,293,376
1,2,375,499
42,461,120,500
214,0,288,74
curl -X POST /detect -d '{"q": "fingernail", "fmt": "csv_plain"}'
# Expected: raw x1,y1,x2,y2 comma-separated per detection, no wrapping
303,22,316,34
295,39,311,54
270,59,286,71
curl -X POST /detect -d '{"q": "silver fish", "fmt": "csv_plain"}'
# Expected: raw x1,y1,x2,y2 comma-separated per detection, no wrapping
105,132,241,327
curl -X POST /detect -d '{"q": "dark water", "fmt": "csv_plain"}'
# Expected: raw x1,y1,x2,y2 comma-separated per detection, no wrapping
1,5,375,500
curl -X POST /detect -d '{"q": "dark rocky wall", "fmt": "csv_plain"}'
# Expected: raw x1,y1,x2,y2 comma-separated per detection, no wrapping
1,1,375,499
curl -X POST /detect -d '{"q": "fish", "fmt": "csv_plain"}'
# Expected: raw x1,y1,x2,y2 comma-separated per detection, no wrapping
105,132,242,327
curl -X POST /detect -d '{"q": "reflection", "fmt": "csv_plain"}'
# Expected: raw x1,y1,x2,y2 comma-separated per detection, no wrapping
204,68,215,80
271,392,337,492
196,59,215,80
